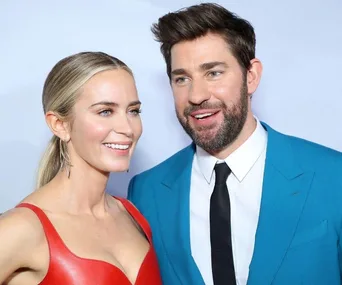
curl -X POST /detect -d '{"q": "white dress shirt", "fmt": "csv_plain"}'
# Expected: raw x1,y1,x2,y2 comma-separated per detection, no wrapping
190,118,268,285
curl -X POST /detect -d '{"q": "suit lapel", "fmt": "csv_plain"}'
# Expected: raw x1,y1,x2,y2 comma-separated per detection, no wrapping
248,124,314,285
154,144,205,285
152,123,314,284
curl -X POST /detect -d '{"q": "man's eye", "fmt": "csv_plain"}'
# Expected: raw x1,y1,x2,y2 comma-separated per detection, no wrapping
175,77,188,84
208,71,222,77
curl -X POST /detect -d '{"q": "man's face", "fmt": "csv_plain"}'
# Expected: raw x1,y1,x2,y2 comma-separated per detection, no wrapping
170,32,250,154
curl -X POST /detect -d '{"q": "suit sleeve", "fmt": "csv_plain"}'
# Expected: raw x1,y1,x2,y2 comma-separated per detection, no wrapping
339,172,342,280
339,225,342,280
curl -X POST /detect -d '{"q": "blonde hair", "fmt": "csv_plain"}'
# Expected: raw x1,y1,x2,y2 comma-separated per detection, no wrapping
36,51,132,188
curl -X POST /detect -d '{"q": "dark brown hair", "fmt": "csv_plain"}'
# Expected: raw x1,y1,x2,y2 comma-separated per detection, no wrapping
151,3,256,79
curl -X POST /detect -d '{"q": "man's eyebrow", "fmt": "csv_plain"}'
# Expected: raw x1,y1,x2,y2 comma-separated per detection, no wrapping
171,68,188,77
171,61,228,77
199,61,228,71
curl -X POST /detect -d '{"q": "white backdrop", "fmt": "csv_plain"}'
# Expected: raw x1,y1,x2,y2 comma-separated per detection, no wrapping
1,0,341,213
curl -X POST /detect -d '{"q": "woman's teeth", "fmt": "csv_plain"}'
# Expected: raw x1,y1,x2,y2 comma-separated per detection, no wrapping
104,143,129,150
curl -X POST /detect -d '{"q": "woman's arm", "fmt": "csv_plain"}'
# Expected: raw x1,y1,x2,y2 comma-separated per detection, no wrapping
0,208,43,282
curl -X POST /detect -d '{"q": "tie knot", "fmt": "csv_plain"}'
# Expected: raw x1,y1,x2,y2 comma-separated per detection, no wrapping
214,162,231,185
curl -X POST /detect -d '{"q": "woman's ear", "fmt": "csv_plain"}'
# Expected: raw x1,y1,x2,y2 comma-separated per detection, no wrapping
45,111,70,141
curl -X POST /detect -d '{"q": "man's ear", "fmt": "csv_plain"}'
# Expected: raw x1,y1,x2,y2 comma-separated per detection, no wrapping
246,58,263,95
45,111,70,142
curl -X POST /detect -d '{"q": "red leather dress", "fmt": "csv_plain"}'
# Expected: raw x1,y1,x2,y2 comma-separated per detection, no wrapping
16,197,162,285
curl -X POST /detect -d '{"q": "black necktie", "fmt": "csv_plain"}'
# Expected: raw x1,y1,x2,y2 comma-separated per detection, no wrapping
210,162,236,285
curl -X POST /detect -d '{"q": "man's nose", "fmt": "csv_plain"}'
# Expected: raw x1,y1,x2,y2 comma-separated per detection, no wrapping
188,79,210,105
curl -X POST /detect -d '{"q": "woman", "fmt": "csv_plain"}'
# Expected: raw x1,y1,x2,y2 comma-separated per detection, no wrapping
0,52,162,284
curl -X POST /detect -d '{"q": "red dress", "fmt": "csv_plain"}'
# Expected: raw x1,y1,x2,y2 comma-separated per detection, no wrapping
16,197,162,285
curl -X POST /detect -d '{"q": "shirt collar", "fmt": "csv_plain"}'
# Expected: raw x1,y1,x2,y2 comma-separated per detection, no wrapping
196,118,268,183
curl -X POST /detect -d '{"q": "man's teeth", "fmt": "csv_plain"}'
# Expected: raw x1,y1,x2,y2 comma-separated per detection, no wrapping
104,143,130,150
194,113,214,119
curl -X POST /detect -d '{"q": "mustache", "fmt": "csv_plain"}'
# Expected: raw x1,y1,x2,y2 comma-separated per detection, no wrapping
183,102,226,116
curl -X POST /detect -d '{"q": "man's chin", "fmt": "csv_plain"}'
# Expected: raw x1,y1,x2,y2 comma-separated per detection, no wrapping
190,126,218,138
191,133,218,148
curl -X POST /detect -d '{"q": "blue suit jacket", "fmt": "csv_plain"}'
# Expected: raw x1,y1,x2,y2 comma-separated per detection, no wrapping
128,123,342,285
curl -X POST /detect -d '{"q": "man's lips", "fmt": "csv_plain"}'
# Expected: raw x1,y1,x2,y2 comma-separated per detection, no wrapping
189,109,220,119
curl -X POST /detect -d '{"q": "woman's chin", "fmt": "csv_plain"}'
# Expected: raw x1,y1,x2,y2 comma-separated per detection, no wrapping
106,163,130,173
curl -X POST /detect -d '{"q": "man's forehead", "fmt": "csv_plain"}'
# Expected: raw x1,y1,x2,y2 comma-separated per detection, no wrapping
171,36,231,64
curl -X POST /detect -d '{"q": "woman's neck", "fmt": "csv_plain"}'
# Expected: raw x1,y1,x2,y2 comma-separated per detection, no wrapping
49,163,112,217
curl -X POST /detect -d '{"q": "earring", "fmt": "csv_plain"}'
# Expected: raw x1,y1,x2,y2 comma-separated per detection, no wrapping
66,165,71,178
59,138,65,167
59,137,72,178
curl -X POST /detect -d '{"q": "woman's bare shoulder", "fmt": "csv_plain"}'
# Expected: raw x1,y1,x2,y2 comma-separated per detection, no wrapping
0,207,46,281
0,206,46,245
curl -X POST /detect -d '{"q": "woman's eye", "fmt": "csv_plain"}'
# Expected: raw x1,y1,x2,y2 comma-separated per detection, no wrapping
130,109,142,116
99,109,112,116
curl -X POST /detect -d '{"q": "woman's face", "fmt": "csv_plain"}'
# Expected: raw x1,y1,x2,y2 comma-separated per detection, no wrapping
68,69,142,173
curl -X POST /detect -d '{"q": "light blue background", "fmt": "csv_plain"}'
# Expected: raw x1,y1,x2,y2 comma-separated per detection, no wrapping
0,0,341,212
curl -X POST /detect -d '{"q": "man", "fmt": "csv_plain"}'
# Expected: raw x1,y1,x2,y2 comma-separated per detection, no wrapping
128,3,342,285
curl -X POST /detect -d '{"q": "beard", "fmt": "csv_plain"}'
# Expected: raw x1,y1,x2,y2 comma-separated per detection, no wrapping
176,80,248,154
